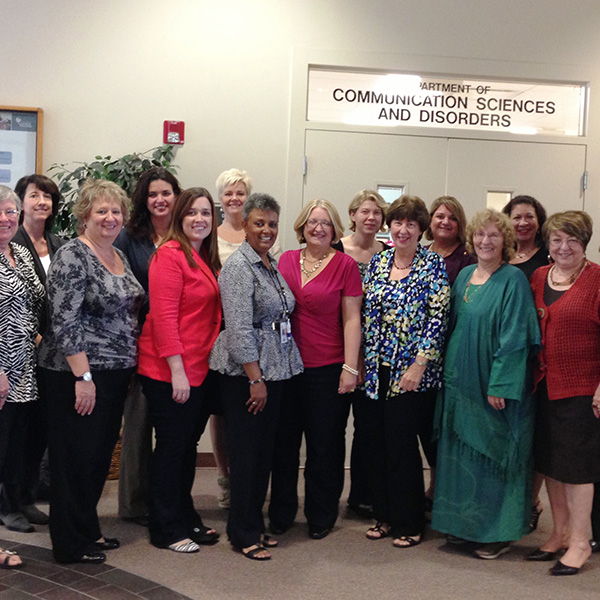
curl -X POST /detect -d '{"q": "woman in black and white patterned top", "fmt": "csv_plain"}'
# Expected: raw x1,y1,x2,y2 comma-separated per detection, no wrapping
0,185,44,568
38,179,144,565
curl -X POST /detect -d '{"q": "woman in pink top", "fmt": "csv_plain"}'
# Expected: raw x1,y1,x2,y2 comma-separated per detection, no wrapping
137,188,222,554
268,199,363,540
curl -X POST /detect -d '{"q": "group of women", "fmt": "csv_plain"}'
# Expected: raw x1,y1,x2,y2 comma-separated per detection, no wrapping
0,169,599,575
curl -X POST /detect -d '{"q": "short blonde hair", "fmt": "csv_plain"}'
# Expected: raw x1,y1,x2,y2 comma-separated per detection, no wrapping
294,199,345,244
466,209,516,262
347,189,387,232
543,210,593,250
425,196,468,245
215,168,252,200
73,179,130,234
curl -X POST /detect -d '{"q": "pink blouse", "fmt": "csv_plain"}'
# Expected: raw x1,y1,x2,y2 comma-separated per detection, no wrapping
278,250,362,368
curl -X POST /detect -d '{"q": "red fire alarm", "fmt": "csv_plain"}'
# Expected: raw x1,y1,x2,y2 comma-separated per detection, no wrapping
163,120,185,145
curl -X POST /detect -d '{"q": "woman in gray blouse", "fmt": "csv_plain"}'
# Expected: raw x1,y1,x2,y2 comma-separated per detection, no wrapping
38,180,144,565
210,193,303,560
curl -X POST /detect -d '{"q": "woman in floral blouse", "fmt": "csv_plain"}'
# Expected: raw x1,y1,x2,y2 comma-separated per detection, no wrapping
362,195,450,549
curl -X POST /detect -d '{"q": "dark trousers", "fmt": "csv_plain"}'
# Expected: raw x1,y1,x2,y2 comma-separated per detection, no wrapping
41,367,133,563
593,482,600,542
269,364,351,531
348,388,372,508
0,402,30,515
220,375,282,549
19,369,48,507
139,374,210,548
118,377,152,519
365,367,436,537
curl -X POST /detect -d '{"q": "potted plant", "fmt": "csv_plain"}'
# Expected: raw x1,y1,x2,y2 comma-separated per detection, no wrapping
49,145,178,237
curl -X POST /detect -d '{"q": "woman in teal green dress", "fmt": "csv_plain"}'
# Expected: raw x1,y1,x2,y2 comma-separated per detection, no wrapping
431,209,540,560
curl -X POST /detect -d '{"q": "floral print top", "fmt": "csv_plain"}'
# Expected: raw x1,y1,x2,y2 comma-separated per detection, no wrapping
363,244,450,400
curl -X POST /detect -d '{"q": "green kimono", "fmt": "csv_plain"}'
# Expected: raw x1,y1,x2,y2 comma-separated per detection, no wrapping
431,263,540,542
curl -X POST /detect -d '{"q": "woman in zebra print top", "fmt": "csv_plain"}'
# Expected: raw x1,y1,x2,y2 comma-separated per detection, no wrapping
0,185,45,568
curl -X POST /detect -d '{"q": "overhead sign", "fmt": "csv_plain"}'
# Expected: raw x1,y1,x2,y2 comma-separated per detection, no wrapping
307,68,587,137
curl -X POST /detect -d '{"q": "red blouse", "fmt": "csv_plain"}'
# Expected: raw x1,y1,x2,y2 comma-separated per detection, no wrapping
137,241,222,386
531,262,600,400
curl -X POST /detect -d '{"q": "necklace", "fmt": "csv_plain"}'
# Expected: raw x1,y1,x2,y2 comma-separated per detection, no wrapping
549,260,587,287
393,260,412,270
300,249,328,277
463,263,502,303
430,242,457,258
515,246,537,260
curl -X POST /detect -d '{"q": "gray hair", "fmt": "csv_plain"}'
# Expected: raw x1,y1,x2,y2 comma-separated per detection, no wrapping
0,185,21,210
242,193,280,220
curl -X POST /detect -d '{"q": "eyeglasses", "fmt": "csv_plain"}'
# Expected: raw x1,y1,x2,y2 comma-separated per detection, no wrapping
306,218,333,230
473,231,502,241
548,237,581,248
0,209,19,218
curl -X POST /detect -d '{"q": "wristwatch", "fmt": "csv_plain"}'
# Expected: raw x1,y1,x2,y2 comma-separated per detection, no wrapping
74,371,93,382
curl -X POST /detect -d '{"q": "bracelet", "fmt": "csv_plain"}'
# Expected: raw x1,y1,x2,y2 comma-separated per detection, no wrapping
249,376,266,385
414,358,428,366
342,364,359,376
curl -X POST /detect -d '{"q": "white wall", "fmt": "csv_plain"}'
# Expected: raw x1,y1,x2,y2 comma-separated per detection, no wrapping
4,0,600,454
3,0,600,252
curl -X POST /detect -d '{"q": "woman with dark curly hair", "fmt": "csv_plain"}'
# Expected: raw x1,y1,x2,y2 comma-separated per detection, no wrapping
502,195,548,281
362,195,450,549
113,167,181,527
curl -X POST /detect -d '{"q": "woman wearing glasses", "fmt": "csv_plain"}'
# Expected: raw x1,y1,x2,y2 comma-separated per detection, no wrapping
432,209,540,560
527,211,600,576
0,186,44,566
268,199,362,540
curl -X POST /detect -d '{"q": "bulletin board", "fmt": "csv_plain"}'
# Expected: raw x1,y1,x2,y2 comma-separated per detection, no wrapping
0,106,43,188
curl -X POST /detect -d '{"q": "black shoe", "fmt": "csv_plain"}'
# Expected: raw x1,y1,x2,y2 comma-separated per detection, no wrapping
590,539,600,553
473,542,511,560
269,522,292,535
309,527,331,540
190,526,220,545
123,515,150,527
95,538,120,551
549,560,580,576
58,551,106,565
21,505,49,525
347,503,373,519
0,512,34,533
526,548,559,561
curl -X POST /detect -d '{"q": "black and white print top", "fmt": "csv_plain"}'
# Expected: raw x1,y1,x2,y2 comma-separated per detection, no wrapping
0,243,45,403
209,240,303,381
38,239,145,372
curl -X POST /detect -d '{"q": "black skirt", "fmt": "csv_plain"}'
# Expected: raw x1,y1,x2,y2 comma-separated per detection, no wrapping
534,380,600,484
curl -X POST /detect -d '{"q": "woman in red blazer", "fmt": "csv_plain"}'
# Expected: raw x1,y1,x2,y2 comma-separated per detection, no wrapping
137,187,222,553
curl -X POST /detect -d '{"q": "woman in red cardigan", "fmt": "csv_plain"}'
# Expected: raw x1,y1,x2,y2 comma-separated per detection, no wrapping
528,210,600,576
137,188,222,553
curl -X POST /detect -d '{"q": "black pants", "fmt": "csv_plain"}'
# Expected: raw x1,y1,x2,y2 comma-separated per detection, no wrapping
0,402,30,516
220,375,282,549
19,368,48,507
139,374,211,548
348,388,372,508
365,367,436,538
41,367,133,563
269,364,351,532
592,482,600,542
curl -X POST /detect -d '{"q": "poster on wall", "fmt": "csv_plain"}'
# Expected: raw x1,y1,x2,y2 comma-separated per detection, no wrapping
307,68,587,137
0,106,43,188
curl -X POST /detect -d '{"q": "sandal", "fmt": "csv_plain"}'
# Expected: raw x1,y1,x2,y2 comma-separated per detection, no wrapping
530,500,543,533
168,539,200,553
366,522,389,540
191,525,220,545
261,535,278,548
0,548,23,570
239,544,271,561
393,535,421,548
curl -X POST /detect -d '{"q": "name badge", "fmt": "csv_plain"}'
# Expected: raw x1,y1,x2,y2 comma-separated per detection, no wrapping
280,319,292,344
